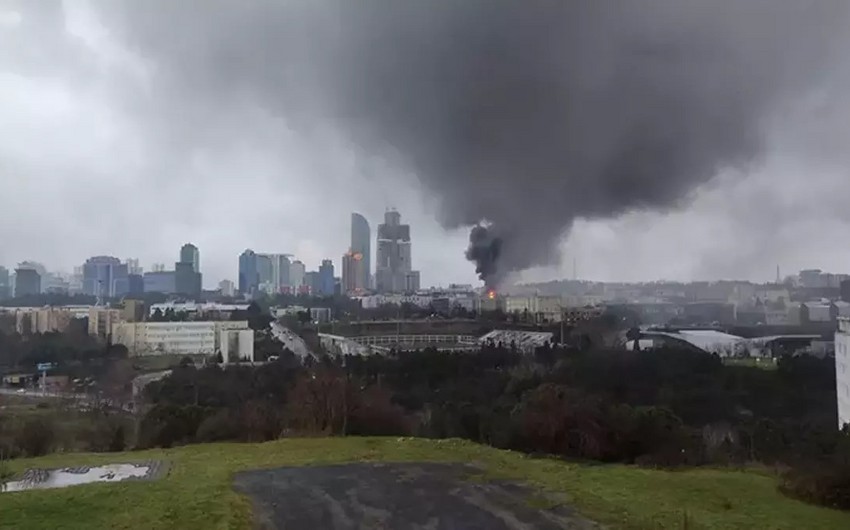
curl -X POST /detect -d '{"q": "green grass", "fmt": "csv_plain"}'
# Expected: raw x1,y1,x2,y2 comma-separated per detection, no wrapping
0,437,847,530
723,358,778,370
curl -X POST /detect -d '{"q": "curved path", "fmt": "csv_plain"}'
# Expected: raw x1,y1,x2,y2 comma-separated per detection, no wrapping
233,462,598,529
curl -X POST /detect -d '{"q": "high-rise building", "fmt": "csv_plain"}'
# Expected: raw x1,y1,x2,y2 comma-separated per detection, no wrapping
375,209,420,293
219,279,235,297
304,271,320,295
342,250,366,294
82,256,129,299
126,258,143,275
175,262,202,298
238,250,259,295
143,271,176,294
0,266,10,300
351,213,371,292
14,267,41,297
290,260,306,292
318,259,335,296
180,244,200,273
128,274,144,296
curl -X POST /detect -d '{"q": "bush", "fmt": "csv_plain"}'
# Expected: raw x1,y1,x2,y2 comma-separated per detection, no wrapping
15,417,56,457
195,409,241,443
780,463,850,510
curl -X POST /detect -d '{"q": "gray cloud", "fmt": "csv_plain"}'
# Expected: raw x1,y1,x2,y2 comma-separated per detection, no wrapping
2,1,850,287
94,1,850,285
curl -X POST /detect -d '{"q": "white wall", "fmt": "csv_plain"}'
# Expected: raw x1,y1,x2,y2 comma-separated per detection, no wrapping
113,321,251,356
836,320,850,429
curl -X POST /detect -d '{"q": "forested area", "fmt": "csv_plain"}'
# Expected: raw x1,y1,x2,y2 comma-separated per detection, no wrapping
138,345,849,510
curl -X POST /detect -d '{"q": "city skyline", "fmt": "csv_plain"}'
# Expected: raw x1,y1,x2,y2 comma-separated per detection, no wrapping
5,6,850,287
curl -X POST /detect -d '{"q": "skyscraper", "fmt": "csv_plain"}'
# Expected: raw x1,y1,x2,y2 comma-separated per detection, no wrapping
238,249,259,295
82,256,129,299
375,209,420,293
351,213,371,292
180,244,200,273
290,260,306,293
0,266,9,300
318,259,335,296
14,267,41,297
342,250,366,294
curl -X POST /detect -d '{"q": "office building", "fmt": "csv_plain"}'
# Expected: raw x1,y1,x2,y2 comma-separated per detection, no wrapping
219,279,235,297
112,320,251,357
375,209,420,293
342,250,367,294
143,271,176,294
88,308,122,339
82,256,129,299
14,308,73,334
220,328,256,363
318,259,335,296
290,260,306,292
175,262,202,297
836,318,850,429
128,274,144,296
254,253,292,294
180,244,200,273
351,213,371,292
238,249,259,295
126,258,143,275
14,267,41,297
304,271,320,295
0,266,9,300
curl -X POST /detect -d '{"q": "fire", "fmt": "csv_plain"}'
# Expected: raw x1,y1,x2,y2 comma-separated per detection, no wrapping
487,289,496,300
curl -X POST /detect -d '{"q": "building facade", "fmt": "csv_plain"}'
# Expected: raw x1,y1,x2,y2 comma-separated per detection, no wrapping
14,308,73,334
82,256,129,299
0,266,9,300
238,249,259,295
14,268,41,297
375,209,420,293
289,260,306,292
180,243,200,273
318,259,335,296
219,279,235,297
143,271,176,294
836,318,850,429
112,321,251,356
88,308,122,339
351,213,371,292
342,250,366,294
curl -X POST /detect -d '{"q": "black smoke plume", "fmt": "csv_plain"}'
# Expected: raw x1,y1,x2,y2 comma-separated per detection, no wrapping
466,225,503,288
99,2,848,284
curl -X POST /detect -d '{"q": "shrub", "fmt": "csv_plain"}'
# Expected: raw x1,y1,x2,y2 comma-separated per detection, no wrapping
780,463,850,510
15,417,56,457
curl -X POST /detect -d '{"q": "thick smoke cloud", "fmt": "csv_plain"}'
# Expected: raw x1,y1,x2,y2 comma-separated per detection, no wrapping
96,1,848,286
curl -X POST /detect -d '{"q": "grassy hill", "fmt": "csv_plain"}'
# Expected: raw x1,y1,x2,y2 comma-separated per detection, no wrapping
1,437,848,530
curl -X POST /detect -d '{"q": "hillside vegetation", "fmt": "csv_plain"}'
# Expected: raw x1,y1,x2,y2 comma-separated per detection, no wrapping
1,437,849,530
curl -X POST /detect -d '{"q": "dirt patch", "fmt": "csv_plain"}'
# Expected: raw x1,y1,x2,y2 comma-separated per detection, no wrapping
233,462,599,529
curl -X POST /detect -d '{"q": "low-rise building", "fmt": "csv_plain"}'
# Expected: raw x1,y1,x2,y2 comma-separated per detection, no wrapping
835,318,850,429
88,308,122,339
112,320,251,356
504,295,563,322
14,307,73,334
220,328,255,363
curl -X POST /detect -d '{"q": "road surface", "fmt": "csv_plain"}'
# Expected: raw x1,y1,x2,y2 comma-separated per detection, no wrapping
233,462,598,529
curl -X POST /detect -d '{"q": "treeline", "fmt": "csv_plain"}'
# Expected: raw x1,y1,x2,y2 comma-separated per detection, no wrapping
136,345,850,510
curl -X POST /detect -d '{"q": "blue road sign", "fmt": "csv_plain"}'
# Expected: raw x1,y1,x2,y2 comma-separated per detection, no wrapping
36,363,54,371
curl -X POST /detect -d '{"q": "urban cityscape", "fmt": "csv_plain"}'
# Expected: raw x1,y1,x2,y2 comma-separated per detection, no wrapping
3,2,850,527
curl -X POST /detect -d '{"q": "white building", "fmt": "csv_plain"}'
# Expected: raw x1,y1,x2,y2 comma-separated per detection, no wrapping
836,318,850,429
112,321,251,357
504,295,563,322
220,328,255,363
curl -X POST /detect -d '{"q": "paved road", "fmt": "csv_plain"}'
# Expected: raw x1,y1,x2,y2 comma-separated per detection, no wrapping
233,462,598,530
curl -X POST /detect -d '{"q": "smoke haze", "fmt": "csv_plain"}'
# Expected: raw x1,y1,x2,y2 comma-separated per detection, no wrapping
93,1,848,284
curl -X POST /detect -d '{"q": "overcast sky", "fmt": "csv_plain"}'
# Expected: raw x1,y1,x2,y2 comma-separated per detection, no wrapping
2,1,850,289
